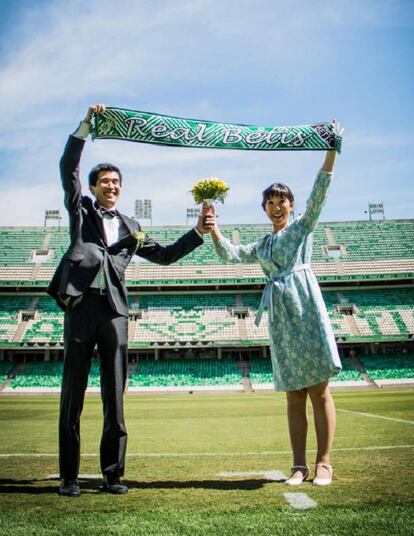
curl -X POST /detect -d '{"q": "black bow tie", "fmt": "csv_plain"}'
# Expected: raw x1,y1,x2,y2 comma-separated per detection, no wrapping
97,205,117,219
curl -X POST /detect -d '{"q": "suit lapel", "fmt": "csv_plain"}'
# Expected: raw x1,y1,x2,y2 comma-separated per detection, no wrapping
91,201,108,246
118,213,137,236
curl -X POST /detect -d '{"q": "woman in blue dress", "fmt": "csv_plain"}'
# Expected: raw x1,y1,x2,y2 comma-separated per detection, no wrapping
209,124,343,486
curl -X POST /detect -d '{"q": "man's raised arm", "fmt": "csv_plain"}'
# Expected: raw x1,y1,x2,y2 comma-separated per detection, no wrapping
60,105,107,216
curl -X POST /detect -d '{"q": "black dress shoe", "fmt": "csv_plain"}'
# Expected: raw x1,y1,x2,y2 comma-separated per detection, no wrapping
102,474,128,494
58,479,81,497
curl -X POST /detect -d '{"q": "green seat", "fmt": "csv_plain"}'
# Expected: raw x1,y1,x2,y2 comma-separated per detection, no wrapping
362,353,414,380
11,361,64,388
129,358,242,388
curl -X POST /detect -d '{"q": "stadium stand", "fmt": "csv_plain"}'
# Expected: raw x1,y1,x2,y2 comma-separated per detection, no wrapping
249,356,367,390
0,288,413,344
249,357,274,389
328,221,414,261
361,353,414,384
87,360,101,389
0,361,13,385
3,359,101,392
4,351,413,392
128,358,243,391
9,361,63,390
0,287,413,346
333,360,364,383
0,220,413,392
0,220,413,285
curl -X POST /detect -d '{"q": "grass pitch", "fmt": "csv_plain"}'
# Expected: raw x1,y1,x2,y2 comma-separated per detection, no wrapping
0,389,413,535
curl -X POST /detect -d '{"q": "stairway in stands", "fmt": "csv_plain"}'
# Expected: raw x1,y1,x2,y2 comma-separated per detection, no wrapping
236,360,253,392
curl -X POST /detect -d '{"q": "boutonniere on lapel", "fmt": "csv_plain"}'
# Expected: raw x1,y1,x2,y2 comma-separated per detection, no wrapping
132,230,146,246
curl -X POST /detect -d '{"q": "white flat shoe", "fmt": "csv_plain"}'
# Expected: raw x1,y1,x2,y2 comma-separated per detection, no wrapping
285,465,309,486
313,463,333,486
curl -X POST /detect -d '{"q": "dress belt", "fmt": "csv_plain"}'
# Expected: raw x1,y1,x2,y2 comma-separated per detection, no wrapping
255,264,310,327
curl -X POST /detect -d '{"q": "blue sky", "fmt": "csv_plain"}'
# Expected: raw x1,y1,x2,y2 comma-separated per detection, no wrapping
0,0,413,227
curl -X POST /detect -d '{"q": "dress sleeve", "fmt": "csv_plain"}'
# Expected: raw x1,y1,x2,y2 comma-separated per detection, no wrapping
213,236,258,264
299,169,332,232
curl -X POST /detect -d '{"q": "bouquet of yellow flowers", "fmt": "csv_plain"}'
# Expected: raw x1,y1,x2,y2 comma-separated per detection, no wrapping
191,177,229,205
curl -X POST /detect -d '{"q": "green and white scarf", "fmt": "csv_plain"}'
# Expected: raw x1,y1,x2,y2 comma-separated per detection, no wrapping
91,107,342,153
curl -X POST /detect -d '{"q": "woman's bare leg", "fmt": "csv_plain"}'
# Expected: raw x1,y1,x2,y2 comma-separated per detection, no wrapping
286,387,309,478
308,380,336,479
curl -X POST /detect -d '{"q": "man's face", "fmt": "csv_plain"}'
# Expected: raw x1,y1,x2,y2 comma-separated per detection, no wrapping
90,170,121,209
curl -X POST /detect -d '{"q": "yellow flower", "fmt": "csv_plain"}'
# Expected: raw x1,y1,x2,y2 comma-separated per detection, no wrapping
133,231,146,245
191,176,229,204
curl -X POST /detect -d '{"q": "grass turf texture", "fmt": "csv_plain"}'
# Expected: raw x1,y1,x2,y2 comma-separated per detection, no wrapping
0,390,413,535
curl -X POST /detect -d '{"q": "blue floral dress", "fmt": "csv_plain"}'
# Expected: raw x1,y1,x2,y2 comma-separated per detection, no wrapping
214,169,342,391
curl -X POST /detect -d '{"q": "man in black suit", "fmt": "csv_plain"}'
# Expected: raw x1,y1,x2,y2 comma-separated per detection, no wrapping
48,104,214,497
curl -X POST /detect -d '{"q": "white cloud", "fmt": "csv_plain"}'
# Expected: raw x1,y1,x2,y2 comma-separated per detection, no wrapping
0,0,361,125
0,0,413,227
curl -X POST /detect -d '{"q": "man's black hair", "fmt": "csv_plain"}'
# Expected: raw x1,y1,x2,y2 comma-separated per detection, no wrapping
88,163,122,187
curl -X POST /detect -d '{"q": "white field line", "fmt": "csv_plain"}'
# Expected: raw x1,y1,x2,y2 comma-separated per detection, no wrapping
47,473,101,480
337,408,414,425
216,470,287,480
283,492,317,510
217,472,318,510
1,444,414,458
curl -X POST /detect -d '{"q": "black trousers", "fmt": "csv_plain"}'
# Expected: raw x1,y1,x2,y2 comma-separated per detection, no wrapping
59,293,128,480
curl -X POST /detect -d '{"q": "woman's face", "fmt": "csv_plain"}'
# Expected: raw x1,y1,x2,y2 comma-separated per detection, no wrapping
264,194,293,232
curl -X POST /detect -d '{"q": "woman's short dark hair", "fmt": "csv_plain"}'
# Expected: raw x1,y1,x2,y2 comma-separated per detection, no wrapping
261,183,294,210
88,163,123,187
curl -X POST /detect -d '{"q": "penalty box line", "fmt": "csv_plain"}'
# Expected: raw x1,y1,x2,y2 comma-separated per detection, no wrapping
1,444,414,458
336,408,414,425
253,394,414,426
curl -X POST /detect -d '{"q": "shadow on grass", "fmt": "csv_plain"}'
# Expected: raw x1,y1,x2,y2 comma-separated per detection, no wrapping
126,478,283,490
0,476,286,494
0,479,59,494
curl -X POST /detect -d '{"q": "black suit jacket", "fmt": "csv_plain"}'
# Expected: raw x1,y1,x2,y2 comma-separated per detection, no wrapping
47,135,203,316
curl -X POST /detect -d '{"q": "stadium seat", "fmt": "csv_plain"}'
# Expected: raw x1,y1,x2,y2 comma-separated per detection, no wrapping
10,361,64,389
129,358,242,388
362,353,414,381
